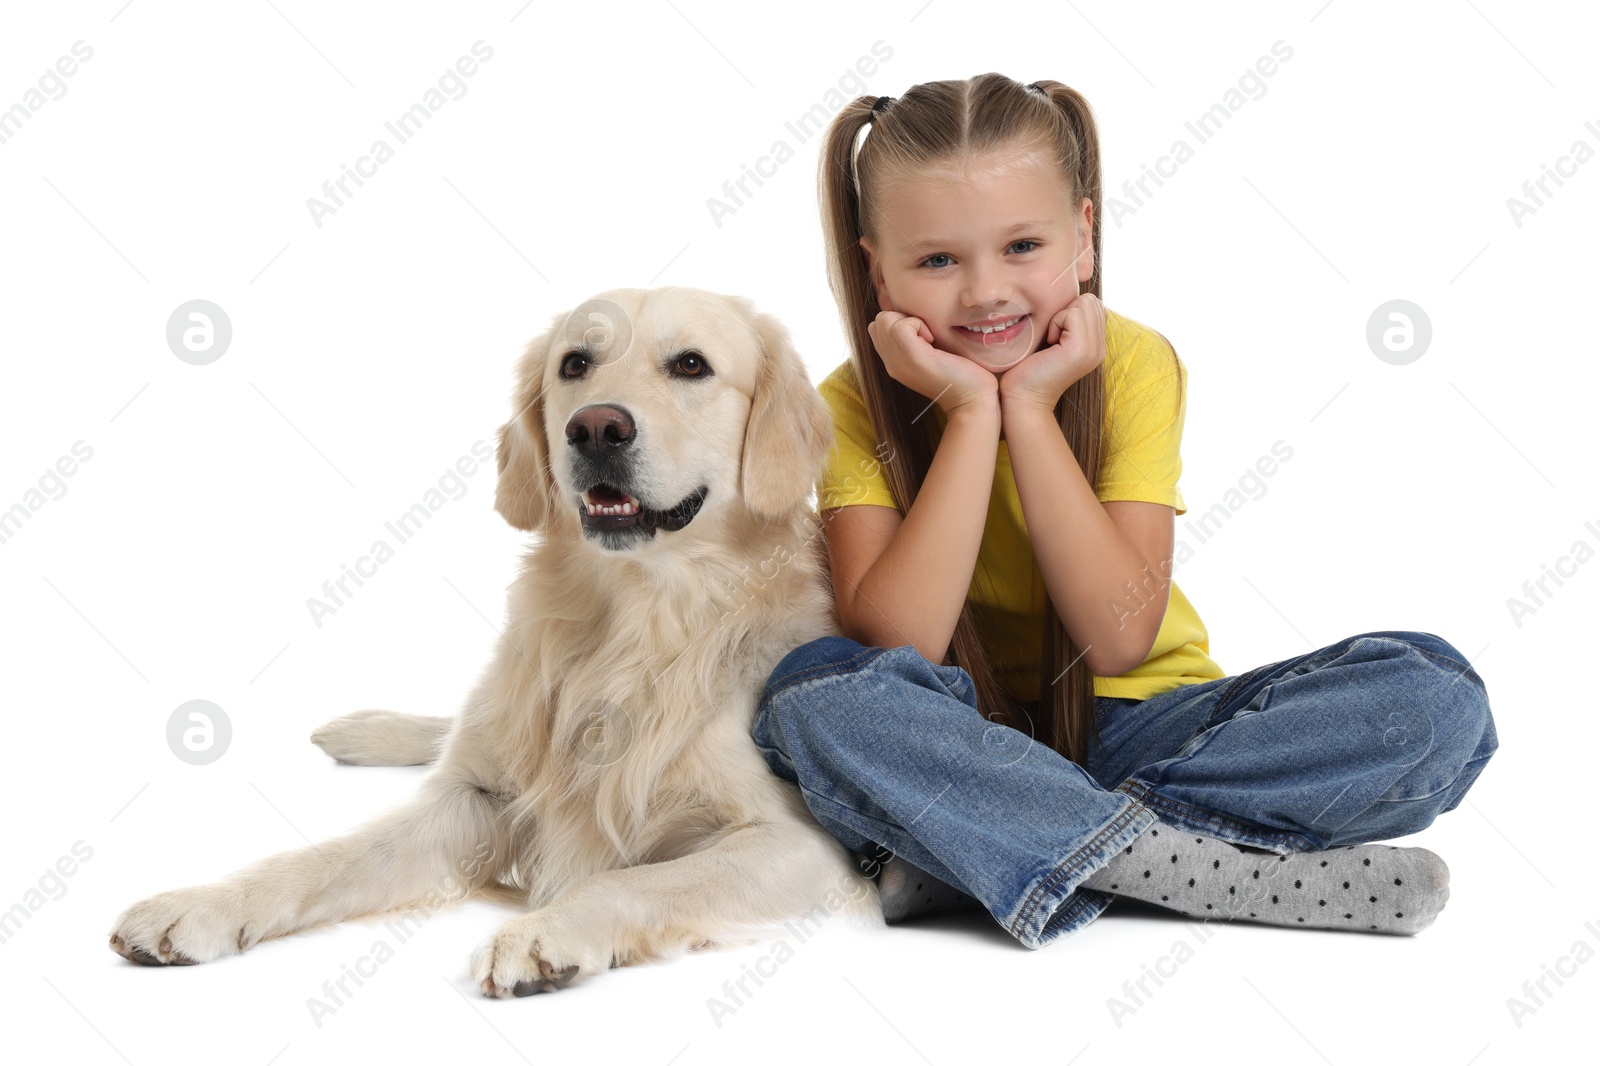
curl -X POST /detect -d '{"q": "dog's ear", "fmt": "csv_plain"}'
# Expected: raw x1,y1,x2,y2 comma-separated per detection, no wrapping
495,327,559,533
740,310,834,520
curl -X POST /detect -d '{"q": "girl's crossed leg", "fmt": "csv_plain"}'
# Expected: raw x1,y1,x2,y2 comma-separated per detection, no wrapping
751,631,1496,949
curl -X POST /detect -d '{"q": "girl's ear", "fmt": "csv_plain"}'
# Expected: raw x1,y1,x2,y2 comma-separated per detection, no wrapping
1074,197,1095,288
740,310,834,520
859,236,890,310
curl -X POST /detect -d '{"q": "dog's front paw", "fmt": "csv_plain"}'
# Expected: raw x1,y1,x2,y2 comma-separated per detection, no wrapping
471,912,611,997
109,885,251,966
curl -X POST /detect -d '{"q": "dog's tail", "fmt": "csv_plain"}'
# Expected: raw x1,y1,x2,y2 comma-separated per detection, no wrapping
310,709,451,766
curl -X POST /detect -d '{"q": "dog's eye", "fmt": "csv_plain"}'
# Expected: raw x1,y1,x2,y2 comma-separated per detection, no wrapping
673,350,711,378
559,350,588,379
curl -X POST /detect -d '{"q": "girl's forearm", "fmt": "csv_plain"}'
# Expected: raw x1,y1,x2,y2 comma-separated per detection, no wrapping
848,400,1001,663
1003,397,1165,676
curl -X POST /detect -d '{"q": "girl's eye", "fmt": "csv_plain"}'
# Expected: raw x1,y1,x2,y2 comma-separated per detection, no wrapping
1010,239,1039,254
560,351,587,378
921,253,953,269
674,350,711,377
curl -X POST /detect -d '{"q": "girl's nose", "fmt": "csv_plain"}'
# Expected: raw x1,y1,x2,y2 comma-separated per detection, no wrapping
960,260,1009,308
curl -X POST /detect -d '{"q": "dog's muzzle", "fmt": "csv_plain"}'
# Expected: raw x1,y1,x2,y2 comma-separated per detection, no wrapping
566,403,708,541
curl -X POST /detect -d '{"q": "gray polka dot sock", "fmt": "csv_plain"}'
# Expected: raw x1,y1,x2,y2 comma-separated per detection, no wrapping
875,854,981,924
1081,821,1451,934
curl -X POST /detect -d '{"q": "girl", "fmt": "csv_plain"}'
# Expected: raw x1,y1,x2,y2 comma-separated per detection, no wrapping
750,73,1497,950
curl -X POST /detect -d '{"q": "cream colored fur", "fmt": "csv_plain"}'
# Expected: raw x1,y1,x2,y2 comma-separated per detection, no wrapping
109,287,881,995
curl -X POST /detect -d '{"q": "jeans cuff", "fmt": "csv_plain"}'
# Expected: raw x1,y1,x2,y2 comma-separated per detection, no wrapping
1006,796,1159,949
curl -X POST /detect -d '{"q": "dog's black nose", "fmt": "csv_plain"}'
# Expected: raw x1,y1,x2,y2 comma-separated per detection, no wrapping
565,404,636,457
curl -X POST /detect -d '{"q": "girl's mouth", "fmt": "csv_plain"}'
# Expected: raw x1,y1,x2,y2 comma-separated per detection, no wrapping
957,314,1028,345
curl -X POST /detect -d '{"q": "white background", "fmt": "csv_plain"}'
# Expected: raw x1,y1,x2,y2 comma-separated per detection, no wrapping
1,1,1595,1063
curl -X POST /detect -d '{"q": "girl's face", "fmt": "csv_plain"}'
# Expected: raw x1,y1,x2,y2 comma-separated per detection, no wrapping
860,148,1093,374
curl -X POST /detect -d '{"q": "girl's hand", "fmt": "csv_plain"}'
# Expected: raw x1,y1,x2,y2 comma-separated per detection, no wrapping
867,311,999,416
999,293,1106,412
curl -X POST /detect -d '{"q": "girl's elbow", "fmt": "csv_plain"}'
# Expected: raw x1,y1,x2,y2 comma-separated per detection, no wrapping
841,612,945,662
834,608,894,653
1087,630,1159,677
1084,647,1131,678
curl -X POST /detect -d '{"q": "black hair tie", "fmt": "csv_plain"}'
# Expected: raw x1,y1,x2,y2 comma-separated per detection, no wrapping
871,95,894,114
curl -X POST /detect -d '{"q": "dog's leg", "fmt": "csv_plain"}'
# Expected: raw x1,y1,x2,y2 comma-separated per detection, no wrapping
474,821,871,996
110,776,505,965
310,709,452,766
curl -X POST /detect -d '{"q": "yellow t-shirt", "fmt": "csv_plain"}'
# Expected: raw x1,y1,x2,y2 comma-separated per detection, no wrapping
815,306,1225,702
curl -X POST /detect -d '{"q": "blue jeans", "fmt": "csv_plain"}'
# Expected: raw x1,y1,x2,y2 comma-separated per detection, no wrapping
751,631,1497,950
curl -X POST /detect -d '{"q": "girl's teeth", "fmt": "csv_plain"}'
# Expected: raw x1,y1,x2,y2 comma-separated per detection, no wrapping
963,316,1022,334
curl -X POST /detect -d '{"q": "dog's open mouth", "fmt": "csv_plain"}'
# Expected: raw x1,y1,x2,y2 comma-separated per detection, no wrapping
578,483,709,537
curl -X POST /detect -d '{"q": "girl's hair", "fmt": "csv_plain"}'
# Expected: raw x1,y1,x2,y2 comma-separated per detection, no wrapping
818,72,1156,767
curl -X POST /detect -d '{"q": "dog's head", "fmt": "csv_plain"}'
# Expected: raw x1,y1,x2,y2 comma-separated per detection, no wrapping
494,287,832,552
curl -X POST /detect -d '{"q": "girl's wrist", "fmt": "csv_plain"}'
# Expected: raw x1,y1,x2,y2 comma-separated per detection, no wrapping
999,389,1062,418
941,391,1002,423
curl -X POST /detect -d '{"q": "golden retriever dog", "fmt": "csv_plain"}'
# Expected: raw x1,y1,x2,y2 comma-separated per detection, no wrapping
109,287,881,994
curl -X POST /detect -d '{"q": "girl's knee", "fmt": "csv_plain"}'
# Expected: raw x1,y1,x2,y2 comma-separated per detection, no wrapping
1352,630,1491,728
762,635,967,698
754,636,978,745
1399,631,1494,747
1381,655,1497,804
756,635,875,739
763,635,876,697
